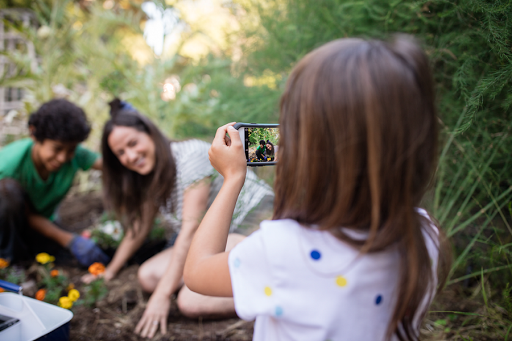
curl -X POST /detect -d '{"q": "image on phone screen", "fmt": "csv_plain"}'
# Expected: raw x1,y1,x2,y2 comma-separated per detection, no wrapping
245,127,279,164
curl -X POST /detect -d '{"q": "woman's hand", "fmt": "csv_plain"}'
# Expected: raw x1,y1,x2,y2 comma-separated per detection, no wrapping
135,290,171,338
80,268,116,284
208,123,247,183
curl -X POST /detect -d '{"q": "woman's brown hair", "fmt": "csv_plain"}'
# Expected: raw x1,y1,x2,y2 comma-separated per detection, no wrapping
101,99,176,232
274,36,451,340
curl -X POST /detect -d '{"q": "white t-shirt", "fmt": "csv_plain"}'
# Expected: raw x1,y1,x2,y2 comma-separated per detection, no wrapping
228,210,439,341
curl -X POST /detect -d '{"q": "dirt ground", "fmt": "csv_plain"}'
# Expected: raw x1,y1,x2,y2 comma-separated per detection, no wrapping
59,191,254,341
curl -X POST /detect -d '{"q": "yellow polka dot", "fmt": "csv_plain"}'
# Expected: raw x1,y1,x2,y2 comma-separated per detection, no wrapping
335,276,347,287
264,286,272,296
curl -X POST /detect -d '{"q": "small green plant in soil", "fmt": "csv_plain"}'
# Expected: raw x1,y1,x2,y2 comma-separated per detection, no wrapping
89,212,167,249
82,278,108,308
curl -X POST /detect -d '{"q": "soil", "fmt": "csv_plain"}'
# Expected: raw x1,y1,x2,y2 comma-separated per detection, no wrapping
58,191,254,341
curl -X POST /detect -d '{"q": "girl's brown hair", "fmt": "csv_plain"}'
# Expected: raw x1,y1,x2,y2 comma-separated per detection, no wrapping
274,36,451,340
101,99,176,231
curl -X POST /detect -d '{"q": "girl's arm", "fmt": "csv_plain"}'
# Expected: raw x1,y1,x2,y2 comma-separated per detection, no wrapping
184,123,247,297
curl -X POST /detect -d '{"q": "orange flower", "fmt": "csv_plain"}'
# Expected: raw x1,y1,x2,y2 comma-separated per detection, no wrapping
66,283,75,291
0,258,9,269
88,262,105,276
35,289,46,301
50,269,59,277
0,288,4,293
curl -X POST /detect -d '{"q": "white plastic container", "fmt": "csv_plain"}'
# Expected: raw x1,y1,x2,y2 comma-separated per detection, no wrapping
0,292,73,341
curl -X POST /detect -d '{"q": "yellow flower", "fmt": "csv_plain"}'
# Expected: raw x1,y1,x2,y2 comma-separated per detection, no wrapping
58,296,73,309
0,258,9,269
36,253,55,264
68,289,80,302
66,283,75,291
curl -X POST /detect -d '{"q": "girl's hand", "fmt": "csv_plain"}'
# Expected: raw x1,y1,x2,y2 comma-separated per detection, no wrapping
134,290,171,338
209,123,247,183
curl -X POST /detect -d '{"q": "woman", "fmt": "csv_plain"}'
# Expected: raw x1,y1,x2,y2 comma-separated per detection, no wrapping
265,140,276,161
84,99,273,338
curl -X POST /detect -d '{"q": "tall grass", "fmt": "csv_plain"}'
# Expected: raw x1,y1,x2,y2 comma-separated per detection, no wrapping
422,109,512,340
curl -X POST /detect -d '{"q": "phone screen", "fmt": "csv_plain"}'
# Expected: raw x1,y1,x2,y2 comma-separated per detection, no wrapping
244,127,279,164
0,314,19,332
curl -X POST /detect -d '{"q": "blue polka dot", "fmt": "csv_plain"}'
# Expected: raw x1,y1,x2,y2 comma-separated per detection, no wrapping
234,258,240,268
275,306,283,317
310,250,321,260
375,295,383,305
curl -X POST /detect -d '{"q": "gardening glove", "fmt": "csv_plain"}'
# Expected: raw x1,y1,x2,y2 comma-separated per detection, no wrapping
68,235,110,267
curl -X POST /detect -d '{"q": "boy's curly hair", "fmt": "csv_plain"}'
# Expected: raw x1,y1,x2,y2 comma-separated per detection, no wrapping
28,99,91,143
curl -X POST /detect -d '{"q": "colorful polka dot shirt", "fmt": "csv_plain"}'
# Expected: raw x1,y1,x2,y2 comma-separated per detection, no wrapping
228,209,440,341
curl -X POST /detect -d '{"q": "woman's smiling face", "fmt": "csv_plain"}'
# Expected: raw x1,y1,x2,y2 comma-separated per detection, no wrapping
108,126,156,175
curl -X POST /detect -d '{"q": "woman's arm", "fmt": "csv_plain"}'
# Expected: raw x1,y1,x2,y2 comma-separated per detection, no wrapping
103,220,150,280
152,178,210,297
184,123,247,297
82,203,156,283
135,178,210,338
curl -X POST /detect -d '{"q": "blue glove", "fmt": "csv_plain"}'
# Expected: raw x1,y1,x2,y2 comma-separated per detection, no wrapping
68,235,110,267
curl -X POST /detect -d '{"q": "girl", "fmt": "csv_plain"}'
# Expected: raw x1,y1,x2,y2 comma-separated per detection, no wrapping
83,100,273,338
184,36,450,341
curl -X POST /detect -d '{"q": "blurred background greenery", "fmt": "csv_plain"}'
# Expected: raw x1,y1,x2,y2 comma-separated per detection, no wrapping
1,0,511,339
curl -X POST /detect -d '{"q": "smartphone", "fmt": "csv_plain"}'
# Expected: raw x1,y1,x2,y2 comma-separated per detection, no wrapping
234,123,279,166
0,313,19,332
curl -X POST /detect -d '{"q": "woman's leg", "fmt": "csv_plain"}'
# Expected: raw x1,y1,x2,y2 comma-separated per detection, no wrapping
138,233,246,317
176,233,246,318
138,246,175,293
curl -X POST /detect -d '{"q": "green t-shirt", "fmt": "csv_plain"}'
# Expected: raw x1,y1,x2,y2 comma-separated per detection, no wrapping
257,145,265,153
0,138,99,220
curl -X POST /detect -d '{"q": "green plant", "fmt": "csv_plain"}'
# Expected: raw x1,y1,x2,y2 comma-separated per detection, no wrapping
90,214,167,249
82,278,108,307
0,266,26,286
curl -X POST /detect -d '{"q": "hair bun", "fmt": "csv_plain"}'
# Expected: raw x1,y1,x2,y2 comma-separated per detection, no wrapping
108,98,137,119
119,100,135,111
108,98,122,118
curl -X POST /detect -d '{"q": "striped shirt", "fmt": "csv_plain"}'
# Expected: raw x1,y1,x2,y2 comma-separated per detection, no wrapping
160,139,274,233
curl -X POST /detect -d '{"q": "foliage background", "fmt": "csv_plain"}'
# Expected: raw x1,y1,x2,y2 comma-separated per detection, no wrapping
1,0,512,339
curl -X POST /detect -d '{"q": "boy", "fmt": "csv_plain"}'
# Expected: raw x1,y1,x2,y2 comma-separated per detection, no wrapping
255,139,266,161
0,99,109,266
